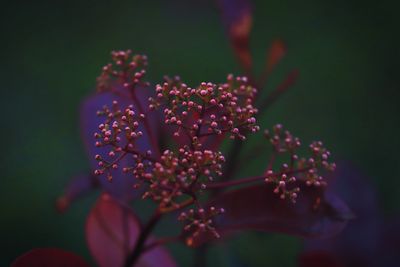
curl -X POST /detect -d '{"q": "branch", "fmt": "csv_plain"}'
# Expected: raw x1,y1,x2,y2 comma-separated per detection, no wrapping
130,90,161,158
205,167,310,189
123,211,162,267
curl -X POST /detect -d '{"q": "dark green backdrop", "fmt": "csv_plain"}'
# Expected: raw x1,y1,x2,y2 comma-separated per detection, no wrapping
1,0,399,266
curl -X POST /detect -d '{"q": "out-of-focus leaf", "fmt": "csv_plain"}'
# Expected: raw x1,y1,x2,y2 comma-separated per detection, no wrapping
187,183,352,247
265,39,287,74
303,162,380,257
56,174,98,212
86,193,177,267
11,248,90,267
378,217,400,267
302,161,394,267
218,0,253,72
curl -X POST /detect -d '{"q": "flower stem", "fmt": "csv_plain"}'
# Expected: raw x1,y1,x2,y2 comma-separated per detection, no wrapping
124,211,162,267
215,140,243,193
130,91,161,158
193,244,208,267
206,167,310,189
257,69,298,115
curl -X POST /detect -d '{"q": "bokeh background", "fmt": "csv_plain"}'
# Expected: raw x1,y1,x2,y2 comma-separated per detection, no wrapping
1,0,399,266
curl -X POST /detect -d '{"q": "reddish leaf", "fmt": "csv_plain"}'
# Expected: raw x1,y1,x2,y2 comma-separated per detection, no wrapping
86,194,177,267
187,183,352,247
218,0,253,72
265,39,287,74
11,248,90,267
56,174,98,212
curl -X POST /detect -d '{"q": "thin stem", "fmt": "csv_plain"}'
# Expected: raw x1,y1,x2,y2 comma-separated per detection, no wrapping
205,167,310,189
143,235,182,253
103,151,127,168
257,69,298,115
109,142,158,162
266,150,277,172
190,99,206,150
124,148,158,162
119,69,160,158
216,140,243,188
195,100,206,138
124,211,162,267
159,196,194,213
123,196,195,266
193,244,208,267
130,91,161,158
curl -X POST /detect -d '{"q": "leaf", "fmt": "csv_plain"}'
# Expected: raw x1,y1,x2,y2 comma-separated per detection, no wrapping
187,182,352,247
302,161,385,267
56,174,98,212
11,248,90,267
86,193,177,267
265,39,287,74
218,0,253,72
378,217,400,267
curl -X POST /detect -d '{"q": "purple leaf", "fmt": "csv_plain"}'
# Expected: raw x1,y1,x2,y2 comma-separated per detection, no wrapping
86,193,177,267
187,182,352,247
302,161,391,267
378,217,400,267
80,86,158,201
11,248,90,267
218,0,253,72
56,174,98,212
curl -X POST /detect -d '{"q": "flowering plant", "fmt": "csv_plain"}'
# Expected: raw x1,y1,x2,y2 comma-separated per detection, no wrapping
11,1,352,267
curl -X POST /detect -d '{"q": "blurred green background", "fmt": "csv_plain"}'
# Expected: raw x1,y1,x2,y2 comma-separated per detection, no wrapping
1,0,399,266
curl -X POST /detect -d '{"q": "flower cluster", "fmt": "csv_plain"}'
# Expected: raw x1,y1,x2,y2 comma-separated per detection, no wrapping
93,101,148,181
178,206,225,245
138,147,225,209
91,50,337,243
149,74,259,142
97,50,149,93
263,124,336,203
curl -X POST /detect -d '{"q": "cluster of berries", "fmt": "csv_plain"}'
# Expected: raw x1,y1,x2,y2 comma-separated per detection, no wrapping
92,50,335,242
263,124,336,203
178,206,225,246
93,101,148,181
97,50,149,93
149,74,259,142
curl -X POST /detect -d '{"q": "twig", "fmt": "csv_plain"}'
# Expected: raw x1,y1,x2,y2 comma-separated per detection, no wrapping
257,69,299,114
123,211,162,267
